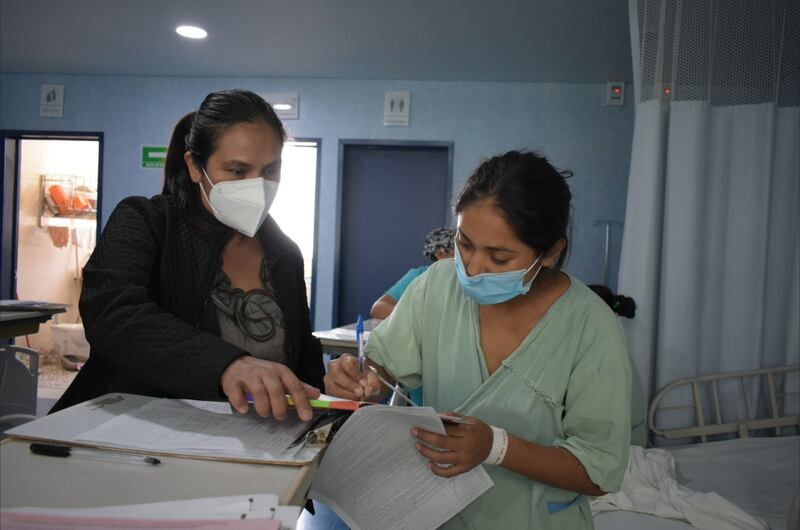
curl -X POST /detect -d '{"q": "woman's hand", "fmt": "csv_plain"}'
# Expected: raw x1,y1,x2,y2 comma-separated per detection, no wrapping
324,354,381,400
411,413,494,477
221,356,320,421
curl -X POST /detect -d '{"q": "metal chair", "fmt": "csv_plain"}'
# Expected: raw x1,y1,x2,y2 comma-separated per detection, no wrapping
0,345,39,432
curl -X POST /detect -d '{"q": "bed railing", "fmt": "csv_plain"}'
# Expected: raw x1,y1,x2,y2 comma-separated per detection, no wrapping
648,364,800,442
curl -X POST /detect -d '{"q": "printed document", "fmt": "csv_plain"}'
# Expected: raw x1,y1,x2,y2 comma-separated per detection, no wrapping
74,399,319,464
310,405,494,530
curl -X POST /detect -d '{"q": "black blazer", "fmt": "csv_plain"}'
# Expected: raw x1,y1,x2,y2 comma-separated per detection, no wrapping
52,195,324,412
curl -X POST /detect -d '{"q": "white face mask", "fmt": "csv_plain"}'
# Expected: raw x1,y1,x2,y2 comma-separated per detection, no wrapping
199,167,279,237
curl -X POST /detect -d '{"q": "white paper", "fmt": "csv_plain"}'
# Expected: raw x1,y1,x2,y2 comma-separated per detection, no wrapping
310,406,493,530
74,399,320,463
315,393,357,403
313,328,370,342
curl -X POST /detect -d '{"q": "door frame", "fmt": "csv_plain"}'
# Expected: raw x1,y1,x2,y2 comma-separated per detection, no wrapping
332,139,454,326
0,130,104,302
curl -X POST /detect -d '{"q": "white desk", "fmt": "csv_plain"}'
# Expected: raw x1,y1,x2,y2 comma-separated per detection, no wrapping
0,394,319,509
0,438,317,508
313,318,382,356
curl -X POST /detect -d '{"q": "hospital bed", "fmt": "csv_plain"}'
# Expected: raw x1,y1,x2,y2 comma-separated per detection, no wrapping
593,364,800,530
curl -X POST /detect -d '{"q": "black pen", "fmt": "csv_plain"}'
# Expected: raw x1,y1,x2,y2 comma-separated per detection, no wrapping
29,442,162,466
286,411,341,449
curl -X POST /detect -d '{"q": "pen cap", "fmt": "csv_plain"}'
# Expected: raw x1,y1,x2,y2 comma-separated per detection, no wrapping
356,314,364,334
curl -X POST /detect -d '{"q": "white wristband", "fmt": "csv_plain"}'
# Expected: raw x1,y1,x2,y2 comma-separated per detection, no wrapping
483,426,508,465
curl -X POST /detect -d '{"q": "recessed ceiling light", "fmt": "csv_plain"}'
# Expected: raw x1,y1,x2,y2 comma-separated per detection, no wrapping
273,103,293,111
176,25,207,39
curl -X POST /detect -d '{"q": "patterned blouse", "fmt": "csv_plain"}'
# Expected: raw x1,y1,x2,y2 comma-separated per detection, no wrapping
210,258,288,364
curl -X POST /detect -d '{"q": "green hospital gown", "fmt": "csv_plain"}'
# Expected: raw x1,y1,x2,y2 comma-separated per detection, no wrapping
366,259,632,530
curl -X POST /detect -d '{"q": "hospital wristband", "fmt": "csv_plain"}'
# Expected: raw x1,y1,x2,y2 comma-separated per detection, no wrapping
483,426,508,465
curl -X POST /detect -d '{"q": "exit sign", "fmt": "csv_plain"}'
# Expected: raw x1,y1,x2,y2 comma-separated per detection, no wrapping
141,146,167,169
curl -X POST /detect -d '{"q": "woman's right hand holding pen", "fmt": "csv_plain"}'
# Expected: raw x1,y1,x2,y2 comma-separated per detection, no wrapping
324,354,383,401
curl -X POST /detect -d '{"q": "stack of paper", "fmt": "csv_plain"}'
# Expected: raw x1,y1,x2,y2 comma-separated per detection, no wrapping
71,399,322,465
313,328,370,342
0,494,300,530
7,393,494,530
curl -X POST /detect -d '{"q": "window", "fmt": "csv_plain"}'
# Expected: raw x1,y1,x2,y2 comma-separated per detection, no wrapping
269,140,319,307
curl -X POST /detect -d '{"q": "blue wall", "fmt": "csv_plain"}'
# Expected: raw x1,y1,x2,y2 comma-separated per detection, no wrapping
0,73,633,328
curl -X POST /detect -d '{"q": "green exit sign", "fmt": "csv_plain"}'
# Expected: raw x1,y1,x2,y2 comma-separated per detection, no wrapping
141,146,167,168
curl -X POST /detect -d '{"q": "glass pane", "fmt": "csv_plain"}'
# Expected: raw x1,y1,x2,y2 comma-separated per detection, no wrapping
269,141,318,304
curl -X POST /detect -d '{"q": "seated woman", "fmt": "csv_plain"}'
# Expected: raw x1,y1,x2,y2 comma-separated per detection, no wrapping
370,226,456,320
51,89,323,422
326,151,632,529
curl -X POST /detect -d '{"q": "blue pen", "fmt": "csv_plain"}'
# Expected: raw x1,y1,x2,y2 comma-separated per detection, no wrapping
356,314,365,377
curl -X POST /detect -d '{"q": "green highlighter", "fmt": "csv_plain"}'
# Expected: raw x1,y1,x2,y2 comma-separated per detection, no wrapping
244,393,370,412
285,395,371,412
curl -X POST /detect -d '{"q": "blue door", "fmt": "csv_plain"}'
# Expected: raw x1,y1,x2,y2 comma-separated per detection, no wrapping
335,142,452,326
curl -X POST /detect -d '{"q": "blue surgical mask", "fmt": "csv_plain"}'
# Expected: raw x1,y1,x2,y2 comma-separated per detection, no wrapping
454,241,544,305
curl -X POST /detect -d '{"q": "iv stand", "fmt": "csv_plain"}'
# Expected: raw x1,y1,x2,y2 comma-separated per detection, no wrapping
593,220,622,286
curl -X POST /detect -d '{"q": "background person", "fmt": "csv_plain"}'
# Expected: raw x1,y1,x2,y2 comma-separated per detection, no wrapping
370,226,456,320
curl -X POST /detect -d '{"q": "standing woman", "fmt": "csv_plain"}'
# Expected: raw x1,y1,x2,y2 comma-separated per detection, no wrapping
52,89,323,422
325,151,632,529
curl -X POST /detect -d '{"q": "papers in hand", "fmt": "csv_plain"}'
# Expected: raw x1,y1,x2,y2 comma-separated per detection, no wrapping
310,405,494,530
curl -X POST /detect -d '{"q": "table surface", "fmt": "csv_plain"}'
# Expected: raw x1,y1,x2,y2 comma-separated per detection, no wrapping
1,393,320,509
0,310,54,322
0,309,55,339
1,436,317,509
313,319,382,355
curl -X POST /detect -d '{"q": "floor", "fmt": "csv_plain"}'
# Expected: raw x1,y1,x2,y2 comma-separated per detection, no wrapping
35,360,78,415
0,357,72,436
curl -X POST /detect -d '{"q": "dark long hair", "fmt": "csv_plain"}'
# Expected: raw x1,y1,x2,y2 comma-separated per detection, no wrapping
589,284,637,318
454,150,572,268
162,89,287,227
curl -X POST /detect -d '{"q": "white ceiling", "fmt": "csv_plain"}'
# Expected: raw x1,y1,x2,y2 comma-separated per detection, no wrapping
0,0,632,83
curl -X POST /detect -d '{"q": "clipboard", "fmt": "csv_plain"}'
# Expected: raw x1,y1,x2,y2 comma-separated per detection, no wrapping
6,393,324,466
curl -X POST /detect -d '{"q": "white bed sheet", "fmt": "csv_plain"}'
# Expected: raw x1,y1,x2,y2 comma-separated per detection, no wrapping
594,435,800,530
595,510,694,530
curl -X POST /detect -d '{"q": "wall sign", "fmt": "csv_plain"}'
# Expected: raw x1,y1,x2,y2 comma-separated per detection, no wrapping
384,91,410,126
141,146,167,169
39,84,64,118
